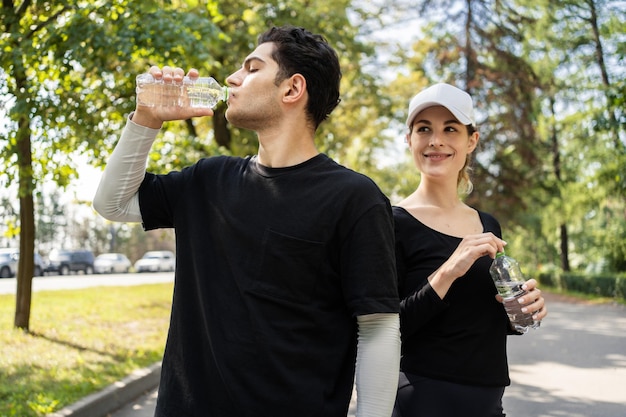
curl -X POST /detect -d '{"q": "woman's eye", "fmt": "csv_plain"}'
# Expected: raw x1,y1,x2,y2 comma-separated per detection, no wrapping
416,126,430,133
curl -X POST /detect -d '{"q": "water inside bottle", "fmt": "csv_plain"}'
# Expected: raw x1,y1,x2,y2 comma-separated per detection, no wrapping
185,81,223,108
161,83,182,107
136,73,227,108
502,292,538,333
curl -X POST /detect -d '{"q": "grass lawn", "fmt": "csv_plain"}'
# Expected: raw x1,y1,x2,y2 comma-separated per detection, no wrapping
0,283,173,417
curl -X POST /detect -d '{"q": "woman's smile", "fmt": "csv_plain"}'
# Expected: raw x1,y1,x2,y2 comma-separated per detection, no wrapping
423,152,452,160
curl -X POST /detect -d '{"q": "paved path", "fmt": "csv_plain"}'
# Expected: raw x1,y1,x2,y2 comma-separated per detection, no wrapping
503,294,626,416
109,385,358,417
104,294,626,417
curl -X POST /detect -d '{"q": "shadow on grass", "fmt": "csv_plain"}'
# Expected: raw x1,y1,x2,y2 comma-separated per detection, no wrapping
28,330,130,362
1,331,163,417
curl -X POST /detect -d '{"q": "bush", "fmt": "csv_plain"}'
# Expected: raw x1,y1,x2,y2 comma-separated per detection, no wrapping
564,273,615,297
530,266,626,302
530,263,563,289
535,269,626,301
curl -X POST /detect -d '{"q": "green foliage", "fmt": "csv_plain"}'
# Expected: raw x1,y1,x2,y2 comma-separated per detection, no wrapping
1,0,228,184
0,0,419,212
1,0,228,328
388,0,626,273
141,0,399,176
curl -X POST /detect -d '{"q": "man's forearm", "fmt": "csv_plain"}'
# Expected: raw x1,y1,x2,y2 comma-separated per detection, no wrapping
92,114,160,222
355,313,401,417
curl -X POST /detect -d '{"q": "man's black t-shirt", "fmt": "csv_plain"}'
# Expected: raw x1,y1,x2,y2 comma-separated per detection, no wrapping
139,154,398,417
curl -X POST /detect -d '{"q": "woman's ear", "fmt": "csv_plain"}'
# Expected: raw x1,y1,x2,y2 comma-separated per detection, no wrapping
405,132,412,147
283,73,306,104
468,131,479,153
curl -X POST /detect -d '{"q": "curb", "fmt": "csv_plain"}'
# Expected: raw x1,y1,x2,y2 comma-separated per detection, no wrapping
46,362,161,417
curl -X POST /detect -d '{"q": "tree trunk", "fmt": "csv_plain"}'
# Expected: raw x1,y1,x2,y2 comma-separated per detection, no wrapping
464,0,475,91
549,96,571,272
213,107,231,149
560,223,570,272
587,0,622,151
14,112,35,331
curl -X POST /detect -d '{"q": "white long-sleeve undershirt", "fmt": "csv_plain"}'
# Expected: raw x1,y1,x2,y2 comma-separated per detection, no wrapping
356,313,401,417
92,115,157,222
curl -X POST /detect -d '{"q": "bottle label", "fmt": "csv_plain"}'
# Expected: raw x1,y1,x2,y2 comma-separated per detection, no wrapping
494,280,526,299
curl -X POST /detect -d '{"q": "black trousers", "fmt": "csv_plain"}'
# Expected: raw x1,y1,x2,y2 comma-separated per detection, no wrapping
392,371,506,417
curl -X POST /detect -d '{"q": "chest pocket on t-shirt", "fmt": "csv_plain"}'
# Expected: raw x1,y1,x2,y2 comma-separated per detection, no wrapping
251,228,327,304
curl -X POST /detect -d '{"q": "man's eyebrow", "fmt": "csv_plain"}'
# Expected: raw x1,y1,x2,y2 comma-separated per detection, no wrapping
243,55,266,68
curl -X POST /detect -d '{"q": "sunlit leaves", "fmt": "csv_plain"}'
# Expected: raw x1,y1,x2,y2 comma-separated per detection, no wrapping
386,0,625,272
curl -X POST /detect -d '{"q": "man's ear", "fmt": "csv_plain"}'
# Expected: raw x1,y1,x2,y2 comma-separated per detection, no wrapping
283,73,306,103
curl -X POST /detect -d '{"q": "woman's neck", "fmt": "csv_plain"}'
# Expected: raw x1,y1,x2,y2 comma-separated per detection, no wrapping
401,182,462,210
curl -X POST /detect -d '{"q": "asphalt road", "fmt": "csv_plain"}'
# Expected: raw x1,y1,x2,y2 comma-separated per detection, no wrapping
0,271,174,295
108,294,626,417
503,294,626,417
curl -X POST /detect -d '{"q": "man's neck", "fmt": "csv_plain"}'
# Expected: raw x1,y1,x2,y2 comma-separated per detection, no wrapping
256,143,319,168
256,126,318,168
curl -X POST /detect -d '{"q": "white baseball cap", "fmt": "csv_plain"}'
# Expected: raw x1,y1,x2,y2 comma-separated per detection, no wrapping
406,83,476,127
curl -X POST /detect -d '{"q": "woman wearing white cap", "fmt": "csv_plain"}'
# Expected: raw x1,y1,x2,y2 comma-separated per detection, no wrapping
391,83,548,416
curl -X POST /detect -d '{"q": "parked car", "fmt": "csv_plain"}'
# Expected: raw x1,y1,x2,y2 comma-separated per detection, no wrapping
33,252,46,276
94,253,131,274
0,248,45,277
45,249,95,275
0,252,17,278
134,250,175,273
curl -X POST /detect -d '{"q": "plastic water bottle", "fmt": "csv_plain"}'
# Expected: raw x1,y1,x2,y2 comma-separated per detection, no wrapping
489,251,540,333
135,73,228,109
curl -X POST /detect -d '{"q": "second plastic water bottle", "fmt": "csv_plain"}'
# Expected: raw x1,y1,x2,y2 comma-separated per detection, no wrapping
489,251,540,333
135,73,228,109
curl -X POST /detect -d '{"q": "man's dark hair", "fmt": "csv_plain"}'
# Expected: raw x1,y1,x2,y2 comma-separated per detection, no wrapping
258,25,342,129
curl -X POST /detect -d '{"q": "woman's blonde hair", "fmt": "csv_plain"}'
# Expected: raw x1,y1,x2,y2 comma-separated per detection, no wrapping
457,124,477,196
